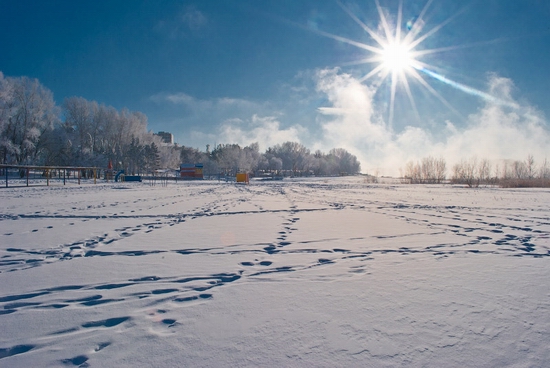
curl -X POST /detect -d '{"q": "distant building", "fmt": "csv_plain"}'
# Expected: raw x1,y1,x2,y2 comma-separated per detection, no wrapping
155,131,174,145
180,163,204,179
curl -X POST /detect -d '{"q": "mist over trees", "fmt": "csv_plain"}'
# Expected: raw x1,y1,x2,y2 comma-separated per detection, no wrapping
0,72,361,176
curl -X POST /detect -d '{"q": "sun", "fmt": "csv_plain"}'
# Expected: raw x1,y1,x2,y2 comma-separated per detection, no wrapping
305,0,467,126
380,40,415,74
305,0,510,128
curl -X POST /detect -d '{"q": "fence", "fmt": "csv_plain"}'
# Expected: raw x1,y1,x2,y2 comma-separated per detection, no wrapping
0,165,102,188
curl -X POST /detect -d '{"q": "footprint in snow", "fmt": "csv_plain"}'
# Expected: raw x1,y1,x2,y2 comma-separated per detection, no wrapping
60,355,88,366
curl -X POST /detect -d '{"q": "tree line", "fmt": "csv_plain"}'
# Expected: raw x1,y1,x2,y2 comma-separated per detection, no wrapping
403,155,550,187
184,142,361,177
0,72,360,176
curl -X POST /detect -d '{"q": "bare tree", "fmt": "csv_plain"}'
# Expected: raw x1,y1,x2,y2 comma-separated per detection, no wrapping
525,154,536,179
421,156,436,183
477,159,492,185
513,160,527,180
434,157,447,183
452,157,478,187
403,157,445,184
403,161,415,183
539,158,550,179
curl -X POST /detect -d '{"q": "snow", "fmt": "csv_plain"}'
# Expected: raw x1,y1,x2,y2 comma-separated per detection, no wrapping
1,177,549,367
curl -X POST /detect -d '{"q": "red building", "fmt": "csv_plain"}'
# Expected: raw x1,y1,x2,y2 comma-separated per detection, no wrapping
180,163,204,179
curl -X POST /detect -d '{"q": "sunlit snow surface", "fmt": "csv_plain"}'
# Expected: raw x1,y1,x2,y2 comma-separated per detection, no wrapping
1,177,549,367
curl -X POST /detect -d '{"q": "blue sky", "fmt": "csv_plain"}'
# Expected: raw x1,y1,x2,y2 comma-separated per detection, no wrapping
2,0,550,174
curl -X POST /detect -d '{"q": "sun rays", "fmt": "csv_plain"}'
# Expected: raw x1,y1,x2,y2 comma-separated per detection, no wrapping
333,0,462,128
304,0,518,129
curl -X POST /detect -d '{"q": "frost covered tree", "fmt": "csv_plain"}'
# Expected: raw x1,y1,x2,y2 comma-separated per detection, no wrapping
158,144,180,170
2,72,363,175
0,72,15,163
59,96,179,170
63,97,100,165
40,124,73,166
241,142,262,172
262,144,360,177
211,144,241,174
144,142,161,172
329,148,361,175
180,146,204,164
126,137,145,174
0,75,58,164
93,104,119,162
210,143,261,174
268,141,311,174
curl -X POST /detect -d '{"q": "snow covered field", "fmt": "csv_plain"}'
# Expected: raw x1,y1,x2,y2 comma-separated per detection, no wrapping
1,177,549,367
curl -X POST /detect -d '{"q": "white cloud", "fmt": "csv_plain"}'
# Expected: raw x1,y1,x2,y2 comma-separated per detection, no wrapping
164,92,197,105
179,6,207,32
185,115,305,152
487,73,515,101
155,5,208,38
311,69,550,176
216,115,305,151
149,92,305,150
150,92,260,113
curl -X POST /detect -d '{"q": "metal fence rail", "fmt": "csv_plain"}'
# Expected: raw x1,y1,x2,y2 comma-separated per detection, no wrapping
0,165,103,188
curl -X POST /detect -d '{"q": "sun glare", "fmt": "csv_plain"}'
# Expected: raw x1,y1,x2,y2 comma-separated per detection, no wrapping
380,41,414,74
307,0,512,128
